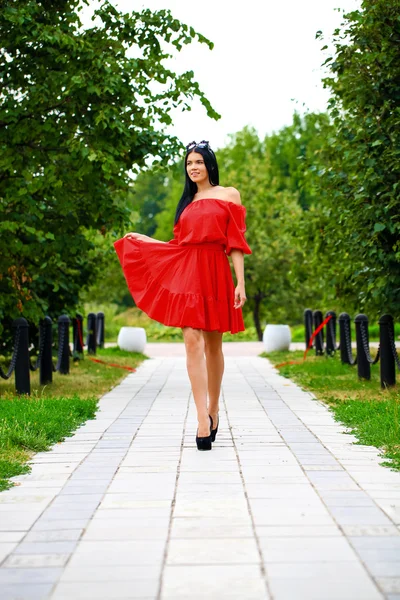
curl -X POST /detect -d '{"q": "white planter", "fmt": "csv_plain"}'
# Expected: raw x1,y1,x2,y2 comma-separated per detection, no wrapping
117,327,147,353
263,324,291,352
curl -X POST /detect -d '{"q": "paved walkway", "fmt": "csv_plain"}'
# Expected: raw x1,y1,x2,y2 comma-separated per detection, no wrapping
1,354,400,600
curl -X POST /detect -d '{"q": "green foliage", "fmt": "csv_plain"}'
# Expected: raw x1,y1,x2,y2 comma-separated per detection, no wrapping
91,117,330,338
130,170,171,238
0,0,219,347
314,0,400,316
218,125,323,338
153,164,185,240
266,112,330,210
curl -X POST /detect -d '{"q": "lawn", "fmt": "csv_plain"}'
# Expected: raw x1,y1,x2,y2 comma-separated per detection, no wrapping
0,346,147,491
262,350,400,470
83,303,400,344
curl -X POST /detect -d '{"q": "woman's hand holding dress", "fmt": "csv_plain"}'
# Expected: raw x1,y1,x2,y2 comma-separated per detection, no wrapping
123,232,152,242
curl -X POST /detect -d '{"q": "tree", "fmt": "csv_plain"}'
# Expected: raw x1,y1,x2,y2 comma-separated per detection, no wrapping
218,128,308,339
266,112,330,210
314,0,400,316
87,119,328,338
0,0,219,346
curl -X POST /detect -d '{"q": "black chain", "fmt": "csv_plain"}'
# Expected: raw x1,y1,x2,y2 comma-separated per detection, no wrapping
344,319,357,365
29,323,47,372
388,325,400,371
0,327,21,379
360,321,380,365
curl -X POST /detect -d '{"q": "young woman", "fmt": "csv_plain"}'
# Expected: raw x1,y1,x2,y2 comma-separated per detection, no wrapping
114,140,251,450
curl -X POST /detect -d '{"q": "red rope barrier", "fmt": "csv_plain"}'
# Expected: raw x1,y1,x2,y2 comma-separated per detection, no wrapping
87,357,136,372
275,315,333,369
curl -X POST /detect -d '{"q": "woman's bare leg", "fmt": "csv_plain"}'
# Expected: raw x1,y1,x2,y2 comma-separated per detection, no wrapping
203,331,224,429
182,327,210,437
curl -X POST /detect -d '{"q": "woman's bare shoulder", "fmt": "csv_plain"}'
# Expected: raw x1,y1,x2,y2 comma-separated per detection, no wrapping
218,186,242,205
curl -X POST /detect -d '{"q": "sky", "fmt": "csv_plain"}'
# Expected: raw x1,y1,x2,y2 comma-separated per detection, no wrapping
91,0,361,150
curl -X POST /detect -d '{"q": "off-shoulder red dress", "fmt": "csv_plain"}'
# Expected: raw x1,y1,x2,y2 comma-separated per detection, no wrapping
114,198,252,333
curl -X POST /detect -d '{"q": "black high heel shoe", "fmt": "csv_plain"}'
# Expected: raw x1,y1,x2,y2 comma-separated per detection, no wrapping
210,413,219,442
196,416,212,451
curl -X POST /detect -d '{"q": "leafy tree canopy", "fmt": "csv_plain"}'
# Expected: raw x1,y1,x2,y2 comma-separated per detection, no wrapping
127,121,327,338
315,0,400,316
0,0,219,345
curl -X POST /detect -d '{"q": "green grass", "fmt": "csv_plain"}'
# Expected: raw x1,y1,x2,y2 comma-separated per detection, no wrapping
262,350,400,470
0,395,97,491
0,346,146,400
0,346,147,490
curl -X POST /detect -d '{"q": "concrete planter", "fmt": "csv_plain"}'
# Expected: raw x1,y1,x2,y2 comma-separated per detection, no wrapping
117,327,147,353
263,324,291,352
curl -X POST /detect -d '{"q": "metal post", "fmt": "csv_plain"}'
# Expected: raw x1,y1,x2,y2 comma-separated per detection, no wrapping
379,314,396,388
13,318,30,395
58,315,70,375
72,313,84,355
87,313,97,355
304,308,313,350
97,312,105,349
40,316,53,385
339,313,351,364
325,310,337,356
313,310,324,356
354,314,370,380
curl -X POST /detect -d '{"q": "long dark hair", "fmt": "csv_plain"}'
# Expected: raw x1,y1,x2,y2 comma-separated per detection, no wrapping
174,143,219,225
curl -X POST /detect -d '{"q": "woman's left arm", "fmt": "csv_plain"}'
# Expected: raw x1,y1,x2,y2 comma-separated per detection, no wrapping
230,249,247,309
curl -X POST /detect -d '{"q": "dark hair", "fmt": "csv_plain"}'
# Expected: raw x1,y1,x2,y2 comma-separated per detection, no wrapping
174,144,219,225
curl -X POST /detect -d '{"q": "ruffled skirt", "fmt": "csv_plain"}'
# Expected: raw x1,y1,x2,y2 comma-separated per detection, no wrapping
114,238,245,333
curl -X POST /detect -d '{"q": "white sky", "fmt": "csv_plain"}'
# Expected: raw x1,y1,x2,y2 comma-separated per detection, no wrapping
98,0,361,150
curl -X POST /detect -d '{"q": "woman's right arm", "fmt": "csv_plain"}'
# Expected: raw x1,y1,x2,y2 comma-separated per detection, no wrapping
123,232,167,243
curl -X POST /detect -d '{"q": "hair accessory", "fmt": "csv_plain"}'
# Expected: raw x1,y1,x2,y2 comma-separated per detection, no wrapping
185,140,210,151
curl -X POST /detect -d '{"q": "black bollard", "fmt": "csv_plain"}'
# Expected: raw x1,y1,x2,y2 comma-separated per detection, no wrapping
304,308,313,350
354,314,370,380
72,313,84,356
13,318,30,395
339,313,352,365
87,313,97,355
379,314,396,388
325,310,337,356
40,316,53,385
313,310,324,356
57,315,70,375
97,312,105,349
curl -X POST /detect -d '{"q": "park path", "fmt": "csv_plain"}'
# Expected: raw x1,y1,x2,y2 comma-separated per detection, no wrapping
0,349,400,600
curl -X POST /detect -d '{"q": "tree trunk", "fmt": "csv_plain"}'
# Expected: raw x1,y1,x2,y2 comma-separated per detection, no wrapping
253,294,263,341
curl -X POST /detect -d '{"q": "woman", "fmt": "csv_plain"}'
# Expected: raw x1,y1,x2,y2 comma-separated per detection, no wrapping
114,140,251,450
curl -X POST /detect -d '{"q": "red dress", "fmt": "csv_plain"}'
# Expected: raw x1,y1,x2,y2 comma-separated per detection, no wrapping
114,198,252,333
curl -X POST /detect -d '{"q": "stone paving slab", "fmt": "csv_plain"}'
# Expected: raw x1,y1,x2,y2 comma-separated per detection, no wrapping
0,355,400,599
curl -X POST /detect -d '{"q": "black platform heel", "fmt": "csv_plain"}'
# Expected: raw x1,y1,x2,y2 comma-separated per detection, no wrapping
196,416,212,451
210,413,219,442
